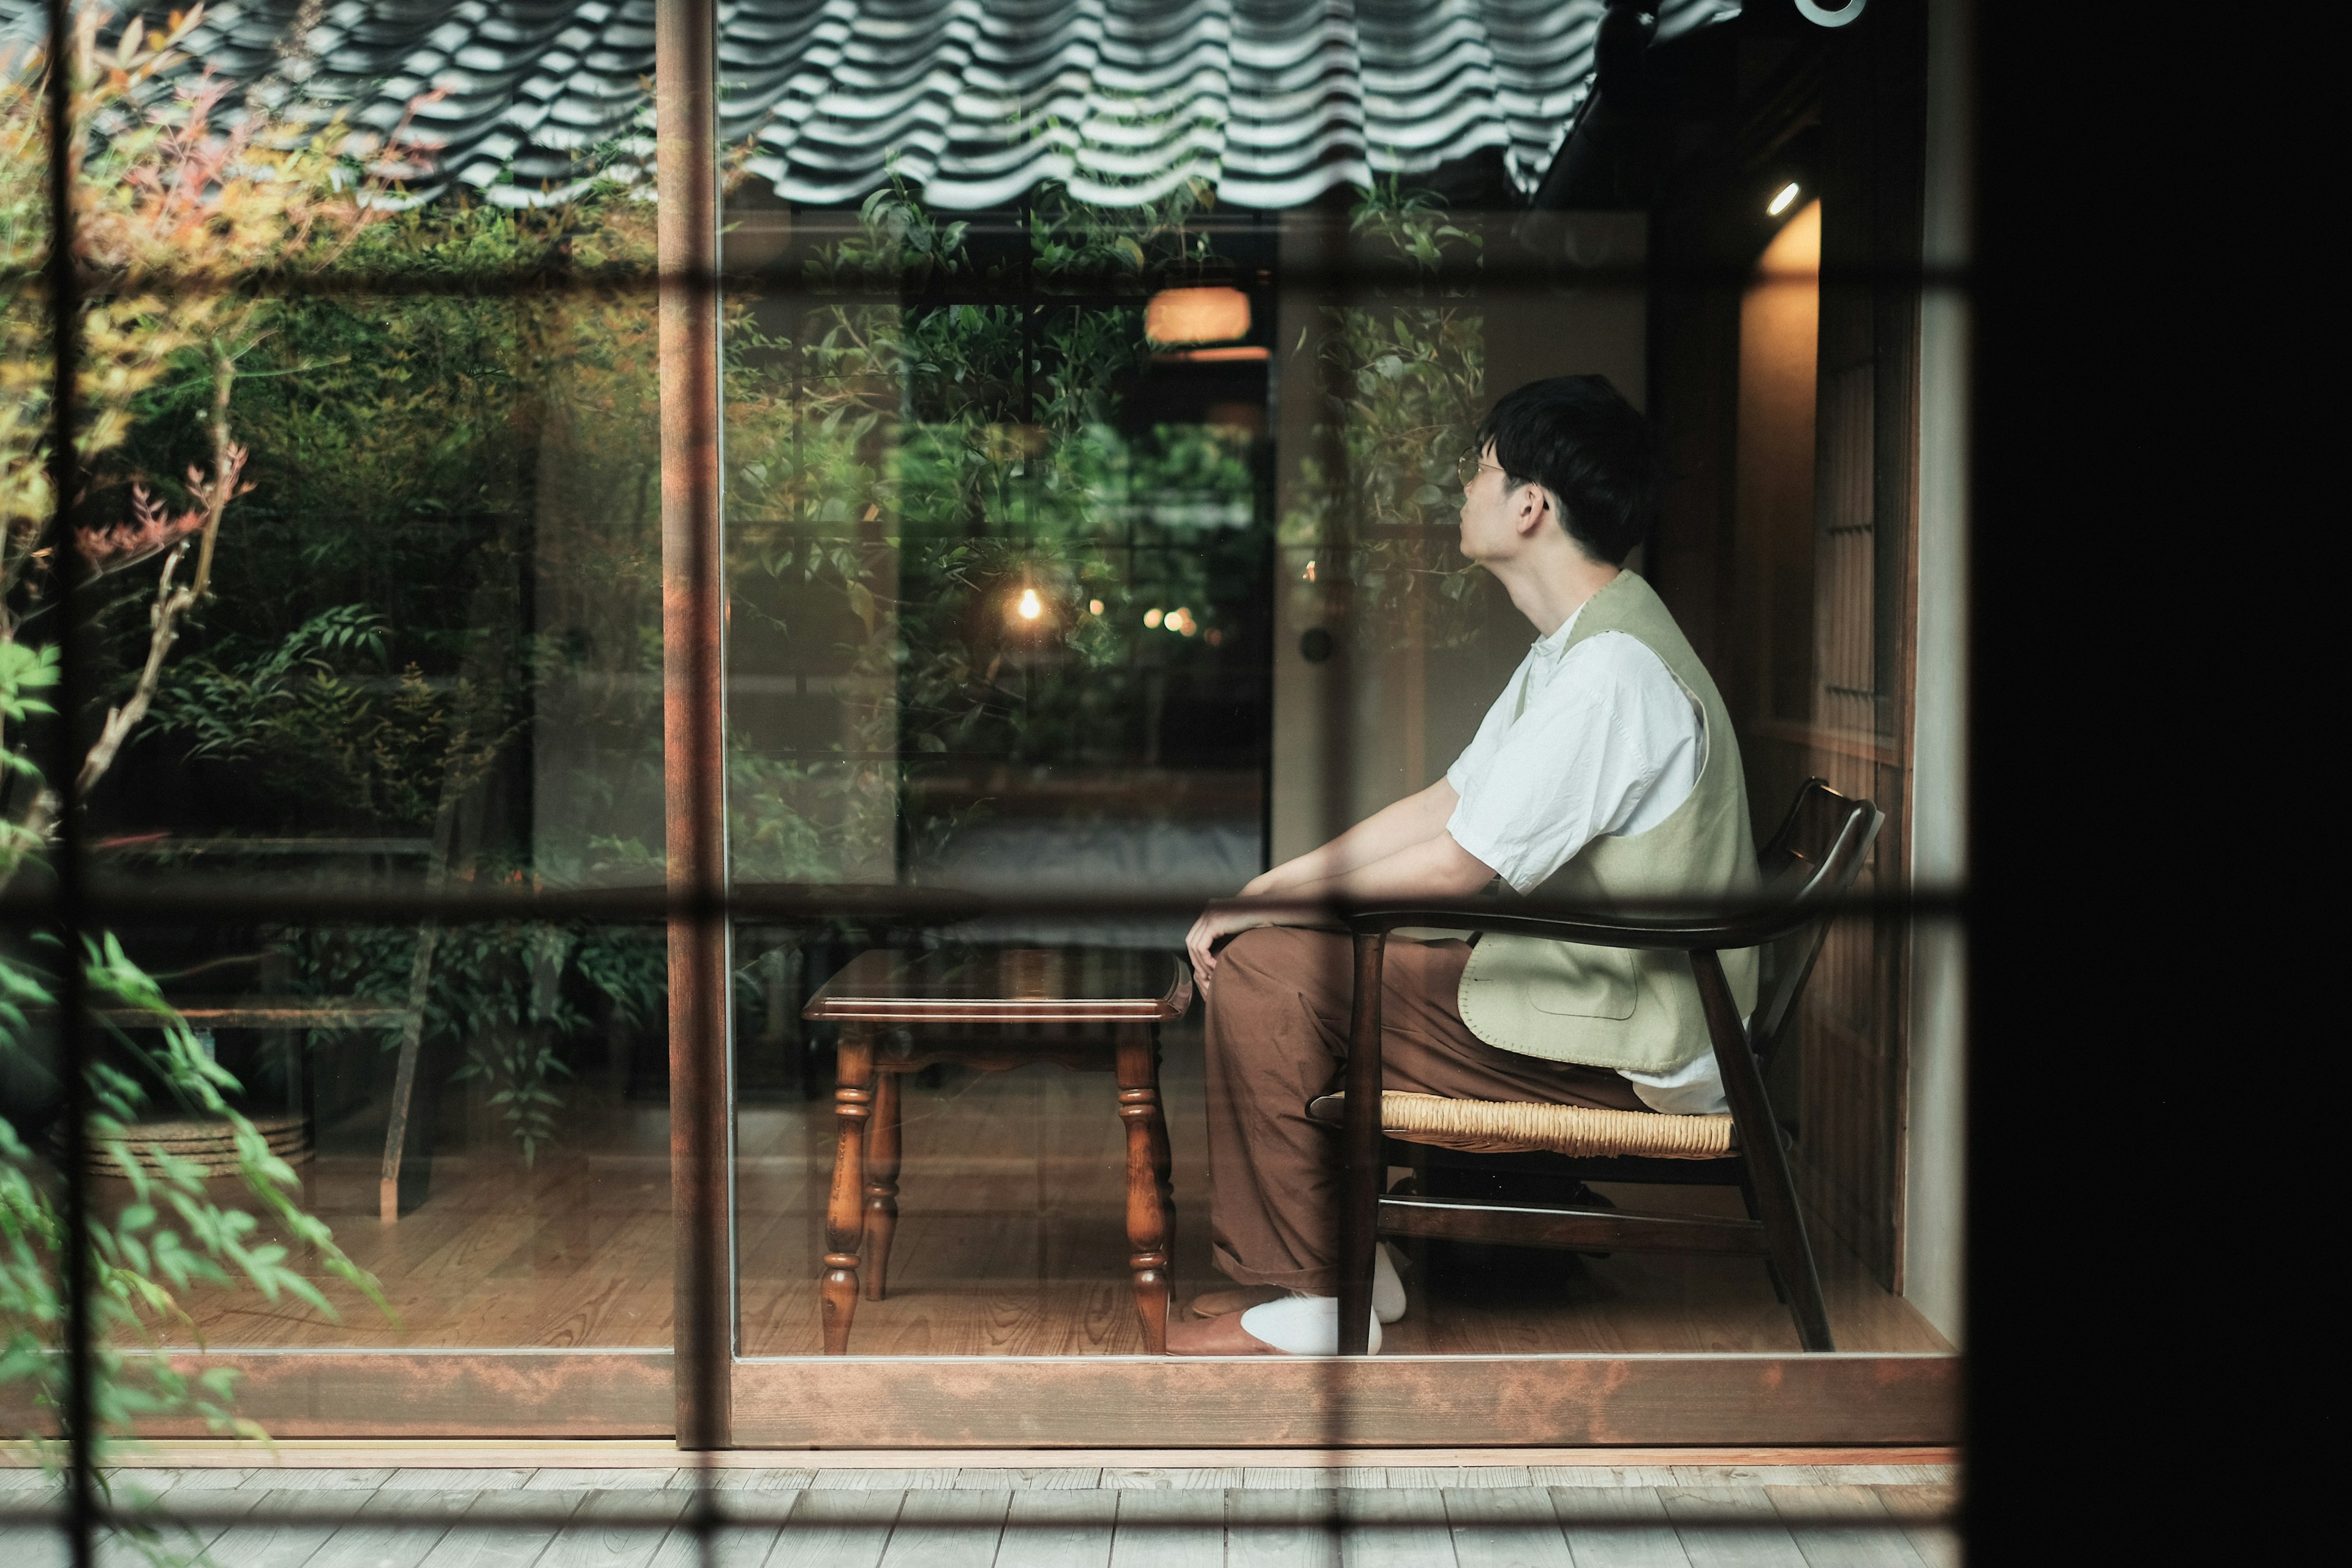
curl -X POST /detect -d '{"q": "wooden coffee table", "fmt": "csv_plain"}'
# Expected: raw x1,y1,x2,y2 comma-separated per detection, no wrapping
802,945,1194,1354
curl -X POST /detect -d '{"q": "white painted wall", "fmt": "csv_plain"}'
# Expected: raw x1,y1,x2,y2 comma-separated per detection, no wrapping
1902,0,1974,1347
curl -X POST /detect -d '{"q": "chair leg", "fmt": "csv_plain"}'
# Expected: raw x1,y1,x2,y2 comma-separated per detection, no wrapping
1694,949,1833,1351
862,1068,902,1302
1747,1130,1833,1351
1738,1175,1790,1305
822,1027,874,1354
1116,1027,1172,1352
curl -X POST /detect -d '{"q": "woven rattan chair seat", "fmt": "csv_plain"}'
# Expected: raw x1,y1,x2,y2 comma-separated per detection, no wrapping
1365,1090,1737,1161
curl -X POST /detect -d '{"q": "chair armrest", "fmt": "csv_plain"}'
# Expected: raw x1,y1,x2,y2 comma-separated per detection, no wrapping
1341,898,1814,951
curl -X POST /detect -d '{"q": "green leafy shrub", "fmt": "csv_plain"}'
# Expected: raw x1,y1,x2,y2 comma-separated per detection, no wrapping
3,15,396,1509
1280,176,1494,654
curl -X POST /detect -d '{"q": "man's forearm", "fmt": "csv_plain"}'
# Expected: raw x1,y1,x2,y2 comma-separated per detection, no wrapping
1286,829,1496,906
1189,826,1495,986
1249,779,1460,894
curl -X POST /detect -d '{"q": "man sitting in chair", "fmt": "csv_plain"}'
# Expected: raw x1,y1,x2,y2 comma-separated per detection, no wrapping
1166,375,1760,1356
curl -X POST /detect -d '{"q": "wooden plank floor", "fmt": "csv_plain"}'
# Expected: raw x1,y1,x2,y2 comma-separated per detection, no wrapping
128,1027,1948,1355
0,1462,1960,1567
742,1030,1949,1355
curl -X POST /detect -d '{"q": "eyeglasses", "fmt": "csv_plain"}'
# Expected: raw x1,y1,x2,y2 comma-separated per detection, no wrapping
1455,449,1499,491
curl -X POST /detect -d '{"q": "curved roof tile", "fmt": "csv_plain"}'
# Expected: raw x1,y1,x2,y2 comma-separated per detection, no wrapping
2,0,1738,208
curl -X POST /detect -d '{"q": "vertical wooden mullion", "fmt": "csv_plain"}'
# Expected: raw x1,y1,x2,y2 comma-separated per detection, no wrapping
657,0,731,1449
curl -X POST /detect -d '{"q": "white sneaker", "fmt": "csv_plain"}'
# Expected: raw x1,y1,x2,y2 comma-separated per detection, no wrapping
1239,1294,1383,1355
1373,1241,1408,1324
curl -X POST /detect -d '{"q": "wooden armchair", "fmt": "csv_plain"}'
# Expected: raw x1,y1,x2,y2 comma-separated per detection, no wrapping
1316,778,1883,1354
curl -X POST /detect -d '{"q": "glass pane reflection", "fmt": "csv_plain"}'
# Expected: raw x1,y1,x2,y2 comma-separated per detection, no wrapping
719,185,1953,1359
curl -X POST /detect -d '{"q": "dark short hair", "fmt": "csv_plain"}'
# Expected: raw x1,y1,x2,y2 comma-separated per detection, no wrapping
1475,375,1657,565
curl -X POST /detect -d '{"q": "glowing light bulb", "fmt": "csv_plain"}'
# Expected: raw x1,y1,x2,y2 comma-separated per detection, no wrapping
1088,598,1104,616
1768,182,1800,217
1017,587,1042,620
1144,608,1163,628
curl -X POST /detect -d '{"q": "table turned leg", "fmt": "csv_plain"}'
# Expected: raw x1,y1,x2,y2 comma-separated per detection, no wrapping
863,1067,902,1302
1115,1027,1174,1353
822,1026,874,1354
1145,1025,1177,1242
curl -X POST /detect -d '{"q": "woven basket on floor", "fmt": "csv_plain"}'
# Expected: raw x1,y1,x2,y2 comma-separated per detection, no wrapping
75,1114,312,1177
1348,1090,1737,1161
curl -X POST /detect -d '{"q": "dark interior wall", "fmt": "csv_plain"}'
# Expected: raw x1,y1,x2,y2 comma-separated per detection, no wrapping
1648,1,1929,1288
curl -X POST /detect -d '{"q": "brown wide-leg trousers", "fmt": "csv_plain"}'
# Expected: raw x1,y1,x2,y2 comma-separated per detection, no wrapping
1204,925,1651,1293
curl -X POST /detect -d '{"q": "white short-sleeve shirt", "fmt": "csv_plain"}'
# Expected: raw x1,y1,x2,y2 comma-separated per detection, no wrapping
1442,602,1728,1115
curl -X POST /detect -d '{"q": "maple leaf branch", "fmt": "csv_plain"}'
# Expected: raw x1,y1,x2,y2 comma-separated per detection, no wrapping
75,534,197,799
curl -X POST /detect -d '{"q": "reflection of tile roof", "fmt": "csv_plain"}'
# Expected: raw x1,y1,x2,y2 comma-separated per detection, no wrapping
6,0,1736,208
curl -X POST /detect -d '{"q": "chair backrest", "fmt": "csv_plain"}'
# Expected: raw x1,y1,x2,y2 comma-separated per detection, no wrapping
1746,779,1884,1071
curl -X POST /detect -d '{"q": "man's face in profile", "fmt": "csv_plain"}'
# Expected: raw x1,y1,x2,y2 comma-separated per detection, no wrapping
1457,440,1523,565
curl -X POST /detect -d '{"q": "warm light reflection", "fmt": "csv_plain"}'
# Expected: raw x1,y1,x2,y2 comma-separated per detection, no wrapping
1144,607,1163,627
1755,198,1822,281
1768,181,1801,216
1088,598,1104,616
1145,286,1250,346
1303,559,1317,582
1152,345,1270,363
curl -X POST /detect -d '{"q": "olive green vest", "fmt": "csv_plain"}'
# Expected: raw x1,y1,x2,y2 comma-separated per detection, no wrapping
1456,571,1760,1072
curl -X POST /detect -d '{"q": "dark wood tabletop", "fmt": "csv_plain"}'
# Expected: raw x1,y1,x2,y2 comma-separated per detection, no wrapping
802,946,1193,1025
36,996,412,1028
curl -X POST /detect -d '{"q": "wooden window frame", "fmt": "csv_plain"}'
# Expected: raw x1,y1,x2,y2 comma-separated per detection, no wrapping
117,0,1961,1452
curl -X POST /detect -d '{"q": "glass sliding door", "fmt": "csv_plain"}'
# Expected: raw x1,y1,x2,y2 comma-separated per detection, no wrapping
1,1,677,1444
720,189,1278,1362
689,0,1962,1451
708,153,1959,1450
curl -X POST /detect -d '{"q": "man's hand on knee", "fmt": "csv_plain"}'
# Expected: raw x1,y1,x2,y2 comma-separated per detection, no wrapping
1186,902,1262,992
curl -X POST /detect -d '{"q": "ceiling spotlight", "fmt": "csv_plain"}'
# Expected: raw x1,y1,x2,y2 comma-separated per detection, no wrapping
1768,182,1801,217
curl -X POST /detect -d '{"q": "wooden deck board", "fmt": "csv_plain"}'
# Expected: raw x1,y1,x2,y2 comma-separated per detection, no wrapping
532,1489,690,1568
1660,1486,1809,1568
1337,1488,1458,1568
1223,1488,1342,1568
876,1488,1008,1568
412,1493,585,1568
6,1469,1958,1567
1446,1485,1574,1568
764,1491,899,1568
1550,1487,1693,1568
1770,1483,1933,1568
1002,1490,1118,1568
1108,1489,1223,1568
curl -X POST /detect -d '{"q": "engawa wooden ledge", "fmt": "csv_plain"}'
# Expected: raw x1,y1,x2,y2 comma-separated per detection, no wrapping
728,1353,1960,1448
28,1349,1958,1446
